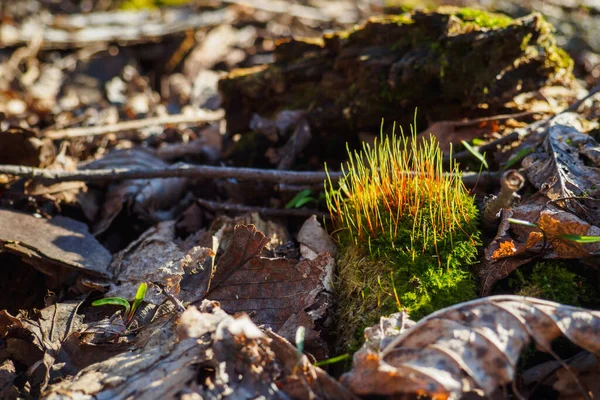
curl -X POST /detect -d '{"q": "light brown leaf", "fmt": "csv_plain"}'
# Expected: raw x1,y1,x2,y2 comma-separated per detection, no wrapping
341,296,600,399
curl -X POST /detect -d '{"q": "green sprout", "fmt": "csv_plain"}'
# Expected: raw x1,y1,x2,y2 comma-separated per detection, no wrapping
286,189,316,209
92,282,148,325
461,140,488,169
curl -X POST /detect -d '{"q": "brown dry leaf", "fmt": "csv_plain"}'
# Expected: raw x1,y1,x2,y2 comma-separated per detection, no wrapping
552,352,600,399
43,301,351,399
206,225,333,333
479,209,537,296
479,196,600,295
25,143,86,205
0,208,112,279
106,221,213,305
80,148,189,234
522,352,600,399
297,215,336,260
418,119,493,153
0,302,101,397
341,295,600,399
523,113,600,226
0,359,18,399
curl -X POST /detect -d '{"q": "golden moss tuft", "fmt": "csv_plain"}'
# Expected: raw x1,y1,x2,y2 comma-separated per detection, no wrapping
326,125,481,352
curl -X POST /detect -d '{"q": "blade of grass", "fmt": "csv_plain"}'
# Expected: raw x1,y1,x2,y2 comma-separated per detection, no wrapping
314,353,351,367
461,140,488,169
503,147,533,171
508,218,538,228
560,234,600,243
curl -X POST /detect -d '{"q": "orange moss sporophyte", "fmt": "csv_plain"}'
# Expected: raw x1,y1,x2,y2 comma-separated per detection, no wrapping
325,123,481,352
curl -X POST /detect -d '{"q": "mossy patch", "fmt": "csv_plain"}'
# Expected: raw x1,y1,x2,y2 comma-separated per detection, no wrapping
326,128,481,353
511,261,597,306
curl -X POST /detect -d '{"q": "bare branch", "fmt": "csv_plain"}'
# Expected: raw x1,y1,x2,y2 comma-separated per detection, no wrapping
43,110,224,140
0,163,498,187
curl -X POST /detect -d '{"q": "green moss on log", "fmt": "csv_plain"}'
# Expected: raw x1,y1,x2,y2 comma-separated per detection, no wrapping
219,7,574,135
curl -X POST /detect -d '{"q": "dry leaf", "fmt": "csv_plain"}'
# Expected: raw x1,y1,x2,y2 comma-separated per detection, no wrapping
106,221,213,305
80,148,189,234
206,225,333,332
479,196,600,295
0,208,112,279
523,113,600,226
297,215,336,260
341,295,600,399
0,302,89,396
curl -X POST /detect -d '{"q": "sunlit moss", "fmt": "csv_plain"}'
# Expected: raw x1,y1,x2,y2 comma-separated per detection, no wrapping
326,124,481,352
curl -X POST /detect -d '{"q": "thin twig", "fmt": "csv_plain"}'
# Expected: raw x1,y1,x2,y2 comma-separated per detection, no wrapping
196,198,329,218
43,110,224,140
448,83,600,163
0,163,498,187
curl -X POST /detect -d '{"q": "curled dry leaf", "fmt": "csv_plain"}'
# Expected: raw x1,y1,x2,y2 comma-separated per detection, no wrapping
297,215,336,260
523,113,600,226
341,295,600,399
0,302,122,397
80,148,189,234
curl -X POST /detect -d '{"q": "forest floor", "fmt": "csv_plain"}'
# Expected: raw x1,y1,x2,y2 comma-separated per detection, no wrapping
1,1,600,399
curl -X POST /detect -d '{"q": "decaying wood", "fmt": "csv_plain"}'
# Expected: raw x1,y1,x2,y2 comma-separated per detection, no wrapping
219,9,574,138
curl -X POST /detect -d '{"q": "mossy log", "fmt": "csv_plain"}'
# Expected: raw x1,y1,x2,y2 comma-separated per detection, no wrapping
219,7,573,135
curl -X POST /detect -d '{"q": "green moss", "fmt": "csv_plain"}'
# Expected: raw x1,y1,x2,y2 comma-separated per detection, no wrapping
328,129,481,353
451,7,513,29
514,262,593,306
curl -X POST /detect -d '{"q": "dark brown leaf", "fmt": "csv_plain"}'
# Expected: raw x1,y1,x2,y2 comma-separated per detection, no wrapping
80,148,189,234
0,208,112,279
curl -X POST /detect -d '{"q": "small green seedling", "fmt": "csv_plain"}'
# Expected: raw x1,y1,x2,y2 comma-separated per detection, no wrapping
507,218,539,228
286,189,316,209
92,282,148,325
292,326,306,375
295,326,305,356
558,234,600,243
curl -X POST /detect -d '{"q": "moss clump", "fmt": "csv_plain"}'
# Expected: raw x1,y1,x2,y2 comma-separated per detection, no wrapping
513,262,595,306
452,7,513,29
326,126,481,352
